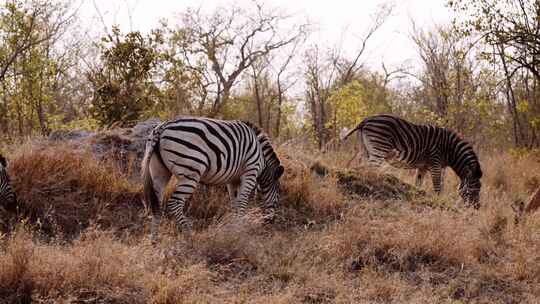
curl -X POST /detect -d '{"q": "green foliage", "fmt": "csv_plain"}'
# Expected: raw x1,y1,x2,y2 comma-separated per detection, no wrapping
220,87,299,139
48,116,100,132
448,0,540,147
88,27,162,127
508,148,540,161
328,81,367,128
221,93,254,121
327,78,392,134
0,0,76,137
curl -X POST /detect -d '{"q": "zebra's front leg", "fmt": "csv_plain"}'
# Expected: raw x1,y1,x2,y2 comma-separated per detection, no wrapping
231,171,258,217
416,168,427,188
167,175,200,233
439,167,446,193
429,163,443,195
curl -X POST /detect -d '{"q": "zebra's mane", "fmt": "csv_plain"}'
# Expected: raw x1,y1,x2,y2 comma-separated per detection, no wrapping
0,154,6,168
440,127,482,179
242,121,281,165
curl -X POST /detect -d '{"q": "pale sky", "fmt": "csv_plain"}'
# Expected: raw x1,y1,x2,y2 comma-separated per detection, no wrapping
80,0,453,72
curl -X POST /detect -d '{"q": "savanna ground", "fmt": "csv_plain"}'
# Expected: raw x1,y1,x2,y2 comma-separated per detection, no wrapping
1,136,540,304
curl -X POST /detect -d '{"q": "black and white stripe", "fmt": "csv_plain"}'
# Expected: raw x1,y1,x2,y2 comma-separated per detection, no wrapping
141,117,284,240
0,154,16,208
342,114,482,207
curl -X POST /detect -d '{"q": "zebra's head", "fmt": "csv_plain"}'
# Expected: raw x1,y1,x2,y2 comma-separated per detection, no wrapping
459,164,482,208
0,154,16,208
244,121,284,221
258,159,284,221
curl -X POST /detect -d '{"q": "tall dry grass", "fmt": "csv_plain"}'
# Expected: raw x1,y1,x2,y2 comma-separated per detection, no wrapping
0,139,539,303
2,141,142,238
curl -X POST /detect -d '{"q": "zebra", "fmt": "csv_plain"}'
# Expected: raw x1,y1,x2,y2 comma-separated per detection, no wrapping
342,114,482,207
141,117,284,241
0,154,16,208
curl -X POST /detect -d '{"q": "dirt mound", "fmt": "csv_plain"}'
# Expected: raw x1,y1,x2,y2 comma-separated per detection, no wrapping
89,118,161,177
1,143,143,239
47,118,162,180
310,161,424,200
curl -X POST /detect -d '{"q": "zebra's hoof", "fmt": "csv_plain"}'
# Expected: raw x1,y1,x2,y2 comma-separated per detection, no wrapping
262,214,276,225
150,235,159,245
180,221,193,233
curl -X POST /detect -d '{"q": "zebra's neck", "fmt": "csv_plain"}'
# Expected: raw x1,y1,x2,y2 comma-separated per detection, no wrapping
257,134,279,169
447,142,479,181
242,121,279,170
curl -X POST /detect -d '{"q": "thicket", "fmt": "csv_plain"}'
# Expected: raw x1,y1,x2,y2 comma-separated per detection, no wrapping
0,0,539,151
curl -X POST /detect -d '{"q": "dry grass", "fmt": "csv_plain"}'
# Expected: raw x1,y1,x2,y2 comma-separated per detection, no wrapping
0,138,539,303
1,141,142,239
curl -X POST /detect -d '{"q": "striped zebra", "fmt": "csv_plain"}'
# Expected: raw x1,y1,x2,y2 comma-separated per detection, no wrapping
141,117,284,240
342,114,482,207
0,154,16,208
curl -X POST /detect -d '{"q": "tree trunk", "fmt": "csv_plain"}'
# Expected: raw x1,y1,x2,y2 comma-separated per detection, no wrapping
252,72,264,128
1,81,9,138
275,80,283,138
37,46,49,136
498,44,525,147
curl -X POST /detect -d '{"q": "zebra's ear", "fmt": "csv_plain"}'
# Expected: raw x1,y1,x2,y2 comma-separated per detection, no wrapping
463,167,472,180
275,165,284,179
0,154,6,168
475,167,483,179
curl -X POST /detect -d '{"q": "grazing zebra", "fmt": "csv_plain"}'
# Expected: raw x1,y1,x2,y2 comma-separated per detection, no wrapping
0,154,16,208
342,114,482,207
141,117,284,240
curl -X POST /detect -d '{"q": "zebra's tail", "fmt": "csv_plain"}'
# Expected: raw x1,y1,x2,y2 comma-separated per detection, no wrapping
340,120,367,141
141,144,160,218
141,147,159,213
141,127,165,241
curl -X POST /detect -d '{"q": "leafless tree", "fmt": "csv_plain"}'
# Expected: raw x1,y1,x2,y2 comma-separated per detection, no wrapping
304,2,393,149
333,2,394,86
175,1,309,117
273,40,301,138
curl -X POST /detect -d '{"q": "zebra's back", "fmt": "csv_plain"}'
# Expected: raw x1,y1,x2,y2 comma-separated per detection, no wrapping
358,114,474,170
157,117,261,185
351,114,482,206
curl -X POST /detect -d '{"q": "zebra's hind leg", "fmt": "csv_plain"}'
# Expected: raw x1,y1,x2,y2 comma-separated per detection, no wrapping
429,162,443,195
345,150,361,167
148,153,172,242
360,133,389,170
167,175,200,233
416,168,427,188
227,180,240,202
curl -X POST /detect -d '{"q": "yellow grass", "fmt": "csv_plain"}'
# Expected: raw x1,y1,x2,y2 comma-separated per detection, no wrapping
0,139,539,303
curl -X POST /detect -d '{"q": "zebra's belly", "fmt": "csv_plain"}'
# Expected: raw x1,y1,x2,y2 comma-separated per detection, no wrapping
387,160,415,169
200,168,243,186
385,152,430,170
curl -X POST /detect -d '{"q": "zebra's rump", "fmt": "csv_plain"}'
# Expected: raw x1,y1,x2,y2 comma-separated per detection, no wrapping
357,114,481,177
0,161,16,206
